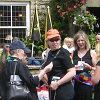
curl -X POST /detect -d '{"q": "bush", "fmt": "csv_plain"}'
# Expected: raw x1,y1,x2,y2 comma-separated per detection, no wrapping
88,33,96,49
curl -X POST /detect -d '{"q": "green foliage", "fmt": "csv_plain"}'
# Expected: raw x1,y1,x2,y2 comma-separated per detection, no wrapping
22,35,44,56
88,33,96,49
22,36,32,49
49,0,88,38
22,17,45,56
73,11,98,33
50,0,87,18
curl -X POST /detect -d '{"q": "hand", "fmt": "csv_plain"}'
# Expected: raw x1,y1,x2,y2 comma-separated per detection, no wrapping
50,82,59,90
42,74,48,84
90,70,95,75
75,65,80,70
82,62,91,70
44,62,53,73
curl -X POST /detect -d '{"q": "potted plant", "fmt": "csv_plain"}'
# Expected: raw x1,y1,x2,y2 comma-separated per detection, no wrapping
73,10,99,33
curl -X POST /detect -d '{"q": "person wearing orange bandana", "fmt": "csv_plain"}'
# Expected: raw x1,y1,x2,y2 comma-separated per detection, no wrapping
41,29,76,100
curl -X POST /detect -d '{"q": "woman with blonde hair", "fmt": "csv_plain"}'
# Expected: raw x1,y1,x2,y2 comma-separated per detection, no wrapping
73,30,97,100
63,37,75,54
91,43,100,100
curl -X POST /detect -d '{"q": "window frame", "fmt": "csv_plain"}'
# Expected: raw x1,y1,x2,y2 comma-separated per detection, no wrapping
0,2,30,36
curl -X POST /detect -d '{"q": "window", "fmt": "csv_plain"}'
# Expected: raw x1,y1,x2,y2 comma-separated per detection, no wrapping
0,2,30,44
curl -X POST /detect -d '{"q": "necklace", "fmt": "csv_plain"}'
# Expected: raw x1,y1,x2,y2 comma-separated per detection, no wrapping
78,50,87,59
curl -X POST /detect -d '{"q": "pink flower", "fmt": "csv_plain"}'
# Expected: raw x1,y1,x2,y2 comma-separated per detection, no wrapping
67,7,72,11
61,12,65,15
74,5,77,8
86,11,90,13
57,5,60,8
58,10,61,13
81,0,85,4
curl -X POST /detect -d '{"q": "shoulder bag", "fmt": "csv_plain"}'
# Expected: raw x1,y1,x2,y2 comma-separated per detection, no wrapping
6,62,32,100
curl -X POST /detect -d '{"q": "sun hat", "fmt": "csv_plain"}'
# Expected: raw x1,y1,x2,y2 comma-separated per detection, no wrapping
46,29,60,39
10,40,31,53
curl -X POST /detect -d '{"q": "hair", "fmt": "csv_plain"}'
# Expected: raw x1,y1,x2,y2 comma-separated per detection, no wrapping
74,30,91,50
12,37,20,42
0,48,8,73
63,37,73,44
9,49,17,55
0,46,29,73
95,43,100,62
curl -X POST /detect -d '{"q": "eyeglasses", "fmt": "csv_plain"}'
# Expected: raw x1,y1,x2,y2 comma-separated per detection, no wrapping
49,37,60,42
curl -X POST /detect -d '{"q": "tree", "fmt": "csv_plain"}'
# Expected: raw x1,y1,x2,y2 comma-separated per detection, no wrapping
49,0,87,37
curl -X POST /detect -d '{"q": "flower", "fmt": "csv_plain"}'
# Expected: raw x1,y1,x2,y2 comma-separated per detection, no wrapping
74,5,77,8
67,7,73,11
57,5,60,9
73,11,98,32
61,12,65,15
55,0,87,18
81,0,86,4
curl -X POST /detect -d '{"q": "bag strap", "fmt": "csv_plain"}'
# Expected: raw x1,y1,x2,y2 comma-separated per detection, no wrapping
12,62,17,82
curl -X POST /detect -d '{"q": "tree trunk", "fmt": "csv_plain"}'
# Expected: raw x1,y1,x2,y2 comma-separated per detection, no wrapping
68,17,75,37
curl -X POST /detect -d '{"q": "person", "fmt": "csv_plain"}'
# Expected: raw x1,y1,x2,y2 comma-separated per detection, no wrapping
41,29,76,100
96,32,100,43
0,47,9,100
0,40,53,100
42,47,50,60
72,30,97,100
63,37,75,54
12,37,20,42
91,43,100,100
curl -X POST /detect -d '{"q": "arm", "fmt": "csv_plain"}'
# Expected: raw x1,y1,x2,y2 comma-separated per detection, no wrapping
57,67,76,85
92,65,100,85
38,62,53,81
19,62,53,86
91,50,97,67
50,67,76,90
82,50,97,70
40,74,48,84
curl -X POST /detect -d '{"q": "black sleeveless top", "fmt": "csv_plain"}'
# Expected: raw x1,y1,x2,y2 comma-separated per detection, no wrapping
73,49,93,73
73,49,93,66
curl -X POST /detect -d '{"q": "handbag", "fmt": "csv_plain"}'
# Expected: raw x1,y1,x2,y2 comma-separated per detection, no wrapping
6,62,32,100
37,84,49,100
74,71,92,86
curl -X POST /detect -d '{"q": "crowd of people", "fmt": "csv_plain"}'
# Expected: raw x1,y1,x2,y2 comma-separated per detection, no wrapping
0,30,100,100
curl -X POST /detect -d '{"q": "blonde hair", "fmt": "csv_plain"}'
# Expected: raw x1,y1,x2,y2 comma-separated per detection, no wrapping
74,30,91,50
63,37,74,47
63,37,73,44
95,43,100,62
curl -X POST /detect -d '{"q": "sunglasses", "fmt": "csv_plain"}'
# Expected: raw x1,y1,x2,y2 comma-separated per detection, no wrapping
49,37,60,42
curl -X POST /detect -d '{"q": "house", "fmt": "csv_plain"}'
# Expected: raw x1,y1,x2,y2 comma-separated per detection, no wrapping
0,0,49,47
